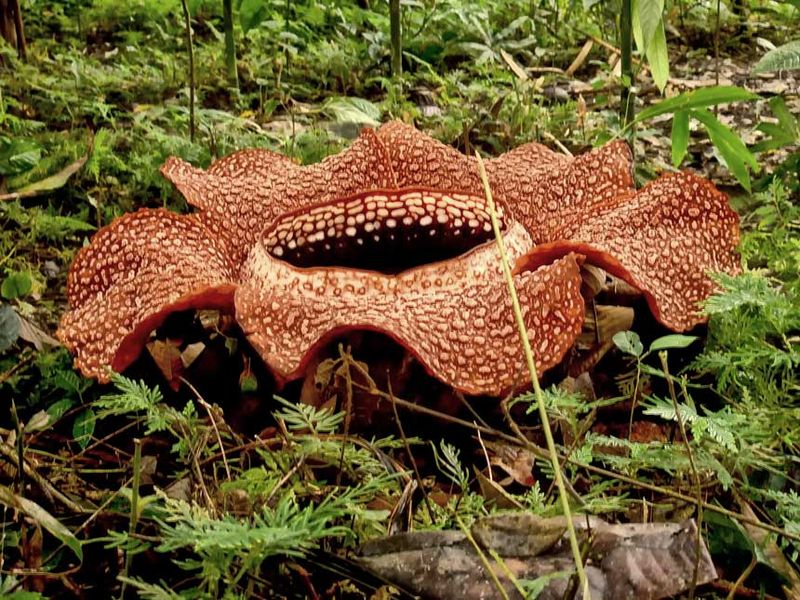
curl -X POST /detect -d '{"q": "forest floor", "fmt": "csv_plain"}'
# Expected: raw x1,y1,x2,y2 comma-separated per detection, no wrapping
1,1,799,598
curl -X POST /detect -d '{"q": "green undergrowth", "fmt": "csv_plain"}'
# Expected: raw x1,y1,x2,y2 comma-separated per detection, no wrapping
1,0,800,597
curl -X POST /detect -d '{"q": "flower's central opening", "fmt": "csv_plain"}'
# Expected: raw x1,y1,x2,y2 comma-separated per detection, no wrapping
263,189,507,273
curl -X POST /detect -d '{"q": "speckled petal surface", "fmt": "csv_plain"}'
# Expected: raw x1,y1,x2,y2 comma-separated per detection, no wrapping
160,128,397,262
58,209,238,381
493,141,634,243
516,171,741,330
235,222,585,396
206,147,295,178
376,121,635,241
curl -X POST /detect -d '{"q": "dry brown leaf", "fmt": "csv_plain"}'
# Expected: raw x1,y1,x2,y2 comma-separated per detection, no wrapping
566,39,594,77
146,339,183,391
16,313,60,351
500,48,528,81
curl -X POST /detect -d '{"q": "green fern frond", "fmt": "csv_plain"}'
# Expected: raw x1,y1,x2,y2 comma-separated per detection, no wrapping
273,395,344,434
95,372,164,416
431,440,470,491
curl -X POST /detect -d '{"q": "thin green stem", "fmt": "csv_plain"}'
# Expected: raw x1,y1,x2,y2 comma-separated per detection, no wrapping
457,517,511,600
661,353,704,600
475,152,589,599
119,438,142,600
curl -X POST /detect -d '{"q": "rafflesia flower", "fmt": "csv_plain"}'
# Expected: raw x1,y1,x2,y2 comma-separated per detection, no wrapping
57,122,740,396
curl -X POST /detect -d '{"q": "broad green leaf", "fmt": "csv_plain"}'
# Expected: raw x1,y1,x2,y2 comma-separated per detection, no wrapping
650,334,698,352
0,304,20,352
2,271,32,300
73,408,96,450
671,110,690,166
239,0,270,34
631,0,647,54
753,40,800,73
613,331,644,357
11,154,88,198
753,122,794,153
751,96,800,153
0,485,83,561
0,138,42,176
632,0,645,53
322,97,382,126
47,398,77,423
646,19,669,92
635,86,757,123
2,592,45,599
634,0,665,57
692,108,758,191
767,96,798,134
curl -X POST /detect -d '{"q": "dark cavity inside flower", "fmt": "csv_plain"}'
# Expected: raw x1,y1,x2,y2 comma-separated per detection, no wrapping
263,189,507,272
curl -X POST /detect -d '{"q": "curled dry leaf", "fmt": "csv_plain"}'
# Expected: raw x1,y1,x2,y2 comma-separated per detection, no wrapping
58,122,740,396
357,514,716,600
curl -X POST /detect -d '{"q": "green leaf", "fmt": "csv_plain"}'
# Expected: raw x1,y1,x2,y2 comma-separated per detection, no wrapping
0,485,83,561
239,0,270,34
322,97,382,127
632,0,645,53
671,110,690,166
0,304,21,352
691,108,758,191
1,271,32,300
753,40,800,73
646,20,669,92
72,408,96,450
752,123,794,153
768,96,798,133
613,331,644,357
634,0,665,57
11,154,88,199
752,97,798,153
2,592,46,600
47,398,77,423
649,334,698,352
634,86,758,123
0,138,42,176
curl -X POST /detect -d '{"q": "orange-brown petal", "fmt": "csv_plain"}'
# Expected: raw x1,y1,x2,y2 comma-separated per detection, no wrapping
375,121,635,241
516,172,740,331
160,128,397,262
235,222,585,396
207,147,296,178
489,140,634,242
58,209,238,381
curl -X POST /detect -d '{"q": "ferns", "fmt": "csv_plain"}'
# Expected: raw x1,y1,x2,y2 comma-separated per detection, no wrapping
112,482,395,596
273,395,344,434
643,397,739,452
696,271,800,406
